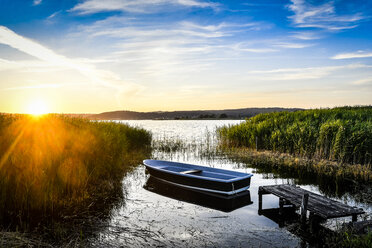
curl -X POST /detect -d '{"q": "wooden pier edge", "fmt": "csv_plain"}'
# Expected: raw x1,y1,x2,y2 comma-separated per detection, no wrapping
258,184,364,226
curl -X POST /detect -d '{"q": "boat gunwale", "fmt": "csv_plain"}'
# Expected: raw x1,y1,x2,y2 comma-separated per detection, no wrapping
143,159,253,183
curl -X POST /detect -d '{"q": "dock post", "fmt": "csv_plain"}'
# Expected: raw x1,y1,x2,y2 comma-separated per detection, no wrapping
300,193,309,225
352,214,357,222
309,212,319,233
258,187,263,215
309,212,314,232
279,198,284,215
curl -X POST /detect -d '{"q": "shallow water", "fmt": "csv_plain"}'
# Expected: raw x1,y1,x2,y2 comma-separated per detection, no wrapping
93,120,371,247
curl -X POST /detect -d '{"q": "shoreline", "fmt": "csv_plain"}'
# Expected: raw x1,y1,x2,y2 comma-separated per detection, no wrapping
223,147,372,183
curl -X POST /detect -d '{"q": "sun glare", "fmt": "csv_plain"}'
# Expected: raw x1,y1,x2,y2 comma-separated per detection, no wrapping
27,100,49,116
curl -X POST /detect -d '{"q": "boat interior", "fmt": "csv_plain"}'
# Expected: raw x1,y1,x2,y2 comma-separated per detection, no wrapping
161,166,238,180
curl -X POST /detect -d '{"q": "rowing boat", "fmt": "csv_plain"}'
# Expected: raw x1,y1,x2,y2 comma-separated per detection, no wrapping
143,159,253,195
144,176,253,212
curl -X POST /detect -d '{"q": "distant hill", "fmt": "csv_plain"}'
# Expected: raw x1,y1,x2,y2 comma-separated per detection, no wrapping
90,107,303,120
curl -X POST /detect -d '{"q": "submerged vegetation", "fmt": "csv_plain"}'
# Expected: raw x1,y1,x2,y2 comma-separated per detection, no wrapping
218,106,372,181
152,130,220,160
0,114,151,234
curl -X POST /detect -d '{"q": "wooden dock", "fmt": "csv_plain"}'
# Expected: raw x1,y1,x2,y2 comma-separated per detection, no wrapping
258,184,364,224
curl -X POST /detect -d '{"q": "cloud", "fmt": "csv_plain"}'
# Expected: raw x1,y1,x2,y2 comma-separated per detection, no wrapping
351,78,372,85
291,31,321,40
72,16,278,79
47,11,60,19
0,58,66,72
0,58,25,71
33,0,42,6
231,42,277,53
273,42,313,49
0,26,143,97
3,83,64,91
246,64,372,81
70,14,323,82
76,19,225,76
84,18,262,40
287,0,364,30
0,56,113,73
331,51,372,59
71,0,219,14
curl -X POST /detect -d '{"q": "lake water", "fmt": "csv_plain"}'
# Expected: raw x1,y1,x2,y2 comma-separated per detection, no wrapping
93,120,371,247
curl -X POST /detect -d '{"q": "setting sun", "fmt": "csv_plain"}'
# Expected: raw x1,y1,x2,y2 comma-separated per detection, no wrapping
27,100,49,116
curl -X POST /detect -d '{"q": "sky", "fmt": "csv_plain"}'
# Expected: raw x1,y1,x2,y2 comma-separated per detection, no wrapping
0,0,372,113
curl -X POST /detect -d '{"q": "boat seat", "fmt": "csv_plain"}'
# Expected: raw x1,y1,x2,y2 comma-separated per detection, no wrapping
180,169,202,174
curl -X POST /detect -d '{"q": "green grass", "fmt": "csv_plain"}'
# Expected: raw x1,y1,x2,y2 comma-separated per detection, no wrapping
324,229,372,248
217,106,372,181
218,106,372,165
341,230,372,248
0,114,151,231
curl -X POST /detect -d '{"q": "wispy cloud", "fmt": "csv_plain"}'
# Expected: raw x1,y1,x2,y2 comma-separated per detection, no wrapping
231,42,277,53
0,56,112,73
0,58,66,72
3,83,64,91
70,12,325,82
273,42,313,49
351,77,372,85
33,0,42,6
72,16,280,79
0,25,143,98
246,64,372,81
71,0,219,14
47,11,60,19
331,51,372,59
287,0,364,30
242,3,282,7
291,31,321,40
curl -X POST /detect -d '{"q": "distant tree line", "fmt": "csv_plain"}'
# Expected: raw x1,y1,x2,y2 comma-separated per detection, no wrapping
197,113,228,119
218,106,372,165
92,107,301,120
174,113,229,120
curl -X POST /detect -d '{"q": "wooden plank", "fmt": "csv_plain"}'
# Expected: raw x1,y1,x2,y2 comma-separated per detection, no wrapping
274,185,362,217
260,185,364,219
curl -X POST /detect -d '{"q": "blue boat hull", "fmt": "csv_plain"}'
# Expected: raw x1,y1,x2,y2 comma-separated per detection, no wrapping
143,160,253,195
144,176,253,212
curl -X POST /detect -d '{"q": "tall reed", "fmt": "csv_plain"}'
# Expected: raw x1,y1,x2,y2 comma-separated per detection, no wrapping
218,106,372,166
0,114,151,229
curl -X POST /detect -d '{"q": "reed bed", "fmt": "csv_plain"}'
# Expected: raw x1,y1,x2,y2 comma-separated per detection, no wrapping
0,114,151,231
218,106,372,166
151,129,221,160
223,148,372,182
217,106,372,182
